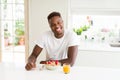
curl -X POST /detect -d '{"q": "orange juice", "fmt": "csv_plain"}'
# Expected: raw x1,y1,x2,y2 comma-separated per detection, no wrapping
63,63,70,74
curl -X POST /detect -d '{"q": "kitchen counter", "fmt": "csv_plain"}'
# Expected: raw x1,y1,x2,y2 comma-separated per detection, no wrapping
79,42,120,52
0,62,120,80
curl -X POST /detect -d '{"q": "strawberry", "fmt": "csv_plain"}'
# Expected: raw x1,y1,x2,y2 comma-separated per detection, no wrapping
48,61,51,64
49,60,53,62
46,60,59,66
55,60,59,65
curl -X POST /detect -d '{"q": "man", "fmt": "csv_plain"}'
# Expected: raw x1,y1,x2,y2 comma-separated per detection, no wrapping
25,12,79,70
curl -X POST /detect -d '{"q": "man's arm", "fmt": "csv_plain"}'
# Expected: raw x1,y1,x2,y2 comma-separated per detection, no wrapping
59,45,78,66
25,45,43,70
40,45,78,66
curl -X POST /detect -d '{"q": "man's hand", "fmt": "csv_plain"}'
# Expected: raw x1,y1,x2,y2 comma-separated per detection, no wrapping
25,62,36,70
25,55,36,70
25,45,43,70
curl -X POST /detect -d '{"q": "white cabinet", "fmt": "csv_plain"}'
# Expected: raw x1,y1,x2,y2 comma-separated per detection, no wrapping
71,0,120,15
71,0,120,9
75,50,120,68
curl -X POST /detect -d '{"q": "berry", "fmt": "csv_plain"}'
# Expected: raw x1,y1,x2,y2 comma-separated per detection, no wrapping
55,60,59,65
48,61,51,64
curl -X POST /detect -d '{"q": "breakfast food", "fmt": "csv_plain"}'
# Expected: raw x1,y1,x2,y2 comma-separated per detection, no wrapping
45,60,60,70
46,60,60,66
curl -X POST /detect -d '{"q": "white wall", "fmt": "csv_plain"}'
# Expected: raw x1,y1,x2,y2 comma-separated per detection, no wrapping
28,0,68,62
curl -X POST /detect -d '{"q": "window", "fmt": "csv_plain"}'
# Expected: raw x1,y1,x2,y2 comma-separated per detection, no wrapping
0,0,29,63
69,0,120,51
71,15,120,43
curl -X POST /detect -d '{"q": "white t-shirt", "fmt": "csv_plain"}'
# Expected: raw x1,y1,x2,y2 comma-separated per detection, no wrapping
34,29,79,60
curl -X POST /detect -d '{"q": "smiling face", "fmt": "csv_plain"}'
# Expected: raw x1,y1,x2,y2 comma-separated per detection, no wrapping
48,16,64,38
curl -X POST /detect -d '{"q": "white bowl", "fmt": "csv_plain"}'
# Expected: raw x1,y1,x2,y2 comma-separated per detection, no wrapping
45,65,59,70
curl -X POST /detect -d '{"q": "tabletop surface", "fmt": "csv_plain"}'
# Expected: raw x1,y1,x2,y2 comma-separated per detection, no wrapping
0,62,120,80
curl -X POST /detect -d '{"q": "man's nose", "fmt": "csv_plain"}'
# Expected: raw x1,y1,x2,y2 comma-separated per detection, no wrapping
55,24,59,28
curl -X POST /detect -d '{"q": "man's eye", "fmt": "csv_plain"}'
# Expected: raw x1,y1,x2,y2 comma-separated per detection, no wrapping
51,24,55,27
57,22,60,24
58,21,63,24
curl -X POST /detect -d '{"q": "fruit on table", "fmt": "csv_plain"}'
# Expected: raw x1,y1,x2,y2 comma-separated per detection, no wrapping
46,60,60,66
45,60,60,70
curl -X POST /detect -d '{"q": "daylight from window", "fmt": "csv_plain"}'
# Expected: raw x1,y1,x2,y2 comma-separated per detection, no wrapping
0,0,25,63
71,15,120,44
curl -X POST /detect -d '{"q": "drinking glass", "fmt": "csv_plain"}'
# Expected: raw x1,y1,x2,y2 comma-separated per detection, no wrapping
63,63,70,74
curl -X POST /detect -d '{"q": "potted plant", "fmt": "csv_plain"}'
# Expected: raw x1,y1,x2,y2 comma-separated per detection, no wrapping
15,28,25,45
14,20,25,45
4,28,10,46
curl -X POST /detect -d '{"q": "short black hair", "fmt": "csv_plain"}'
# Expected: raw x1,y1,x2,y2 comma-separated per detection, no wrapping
47,12,61,21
